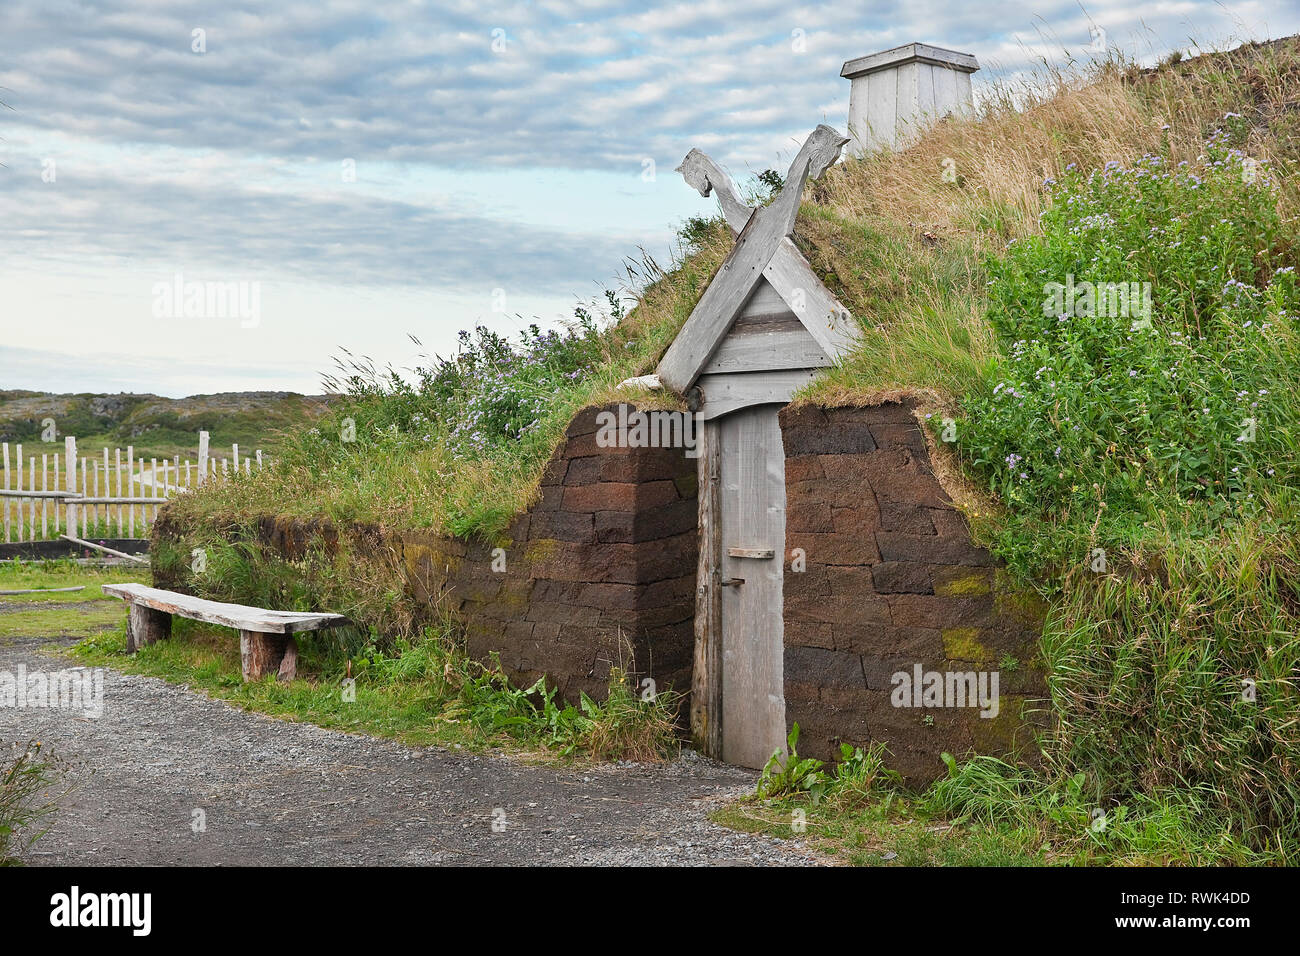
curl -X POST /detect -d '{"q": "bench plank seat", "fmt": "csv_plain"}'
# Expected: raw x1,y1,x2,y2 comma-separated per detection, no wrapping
102,583,347,634
103,583,348,682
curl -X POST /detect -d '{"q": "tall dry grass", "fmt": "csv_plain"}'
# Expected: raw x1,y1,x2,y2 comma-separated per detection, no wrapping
821,38,1300,242
796,38,1300,407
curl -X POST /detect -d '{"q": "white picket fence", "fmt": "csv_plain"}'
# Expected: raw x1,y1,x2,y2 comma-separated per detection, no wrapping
0,430,266,543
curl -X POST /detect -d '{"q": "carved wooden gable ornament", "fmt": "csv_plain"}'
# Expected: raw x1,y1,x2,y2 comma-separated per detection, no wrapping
655,125,861,404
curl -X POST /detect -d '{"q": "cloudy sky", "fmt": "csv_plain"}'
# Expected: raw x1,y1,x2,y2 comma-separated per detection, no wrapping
1,0,1295,397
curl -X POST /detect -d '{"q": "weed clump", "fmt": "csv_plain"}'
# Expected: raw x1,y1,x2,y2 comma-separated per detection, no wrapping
0,742,64,865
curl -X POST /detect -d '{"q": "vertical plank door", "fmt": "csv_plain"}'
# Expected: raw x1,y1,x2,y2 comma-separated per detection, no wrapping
717,403,787,769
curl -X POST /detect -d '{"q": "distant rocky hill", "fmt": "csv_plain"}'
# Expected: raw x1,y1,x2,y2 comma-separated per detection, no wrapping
0,390,334,459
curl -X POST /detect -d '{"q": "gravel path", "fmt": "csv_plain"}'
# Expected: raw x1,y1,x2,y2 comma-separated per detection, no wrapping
0,634,821,866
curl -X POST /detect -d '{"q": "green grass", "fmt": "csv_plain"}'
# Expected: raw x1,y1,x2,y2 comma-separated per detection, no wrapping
0,558,145,599
68,618,681,762
719,744,1272,866
794,211,996,404
712,795,1048,867
0,559,148,641
0,604,125,642
716,782,1265,866
70,619,486,748
19,430,242,465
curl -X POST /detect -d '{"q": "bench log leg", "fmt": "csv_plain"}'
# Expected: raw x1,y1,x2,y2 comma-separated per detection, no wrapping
240,631,297,682
276,636,299,683
126,604,171,653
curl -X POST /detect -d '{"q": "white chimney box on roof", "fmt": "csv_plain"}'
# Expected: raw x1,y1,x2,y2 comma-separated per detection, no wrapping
841,42,979,156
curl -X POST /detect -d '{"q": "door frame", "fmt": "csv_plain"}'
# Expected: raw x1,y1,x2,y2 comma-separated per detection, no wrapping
690,416,724,757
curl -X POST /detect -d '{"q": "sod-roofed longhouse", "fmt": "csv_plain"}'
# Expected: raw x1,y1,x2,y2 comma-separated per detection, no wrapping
152,42,1046,783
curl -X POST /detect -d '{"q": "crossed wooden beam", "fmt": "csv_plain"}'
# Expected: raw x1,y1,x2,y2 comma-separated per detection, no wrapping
655,125,861,394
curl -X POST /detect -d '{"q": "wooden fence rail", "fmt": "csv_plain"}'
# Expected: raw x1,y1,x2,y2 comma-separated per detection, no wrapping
0,431,267,544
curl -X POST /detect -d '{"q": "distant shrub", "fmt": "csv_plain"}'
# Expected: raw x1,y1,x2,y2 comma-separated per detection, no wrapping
319,292,621,461
755,168,784,200
431,306,615,458
677,214,723,251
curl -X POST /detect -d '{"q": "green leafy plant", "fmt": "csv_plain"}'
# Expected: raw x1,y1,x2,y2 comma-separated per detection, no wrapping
755,168,785,202
756,724,827,803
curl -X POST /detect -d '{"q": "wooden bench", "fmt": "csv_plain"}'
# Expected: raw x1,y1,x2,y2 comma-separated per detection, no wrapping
102,583,348,682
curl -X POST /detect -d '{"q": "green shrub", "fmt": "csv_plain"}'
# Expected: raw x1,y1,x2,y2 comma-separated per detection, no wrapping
944,125,1300,855
956,132,1298,574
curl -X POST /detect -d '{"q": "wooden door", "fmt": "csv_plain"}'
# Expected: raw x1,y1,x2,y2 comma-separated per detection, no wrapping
717,403,787,769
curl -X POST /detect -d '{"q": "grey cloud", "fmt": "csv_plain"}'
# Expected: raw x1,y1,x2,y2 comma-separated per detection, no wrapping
2,1,1271,176
0,148,651,292
0,1,1286,294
